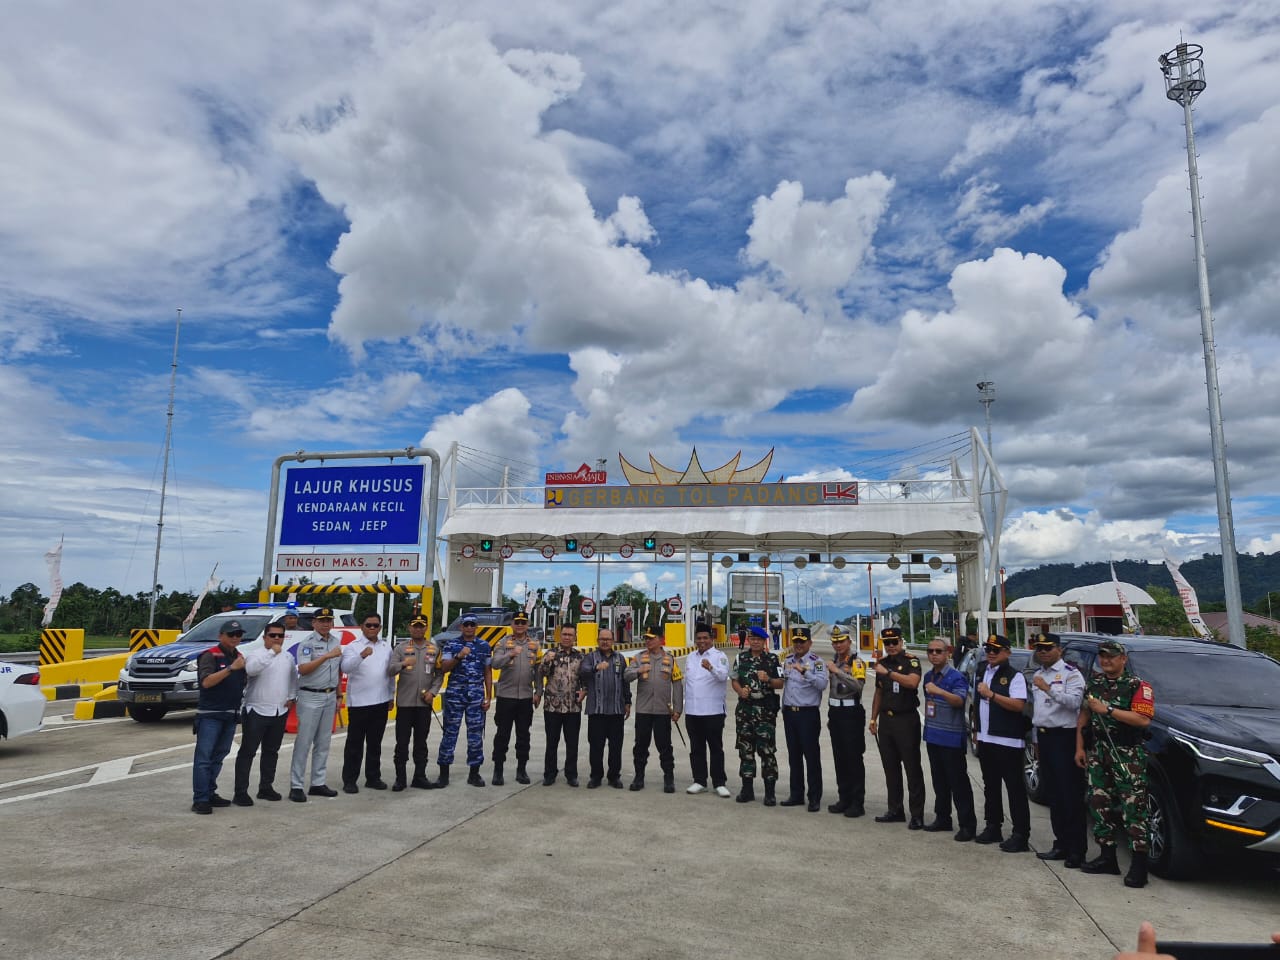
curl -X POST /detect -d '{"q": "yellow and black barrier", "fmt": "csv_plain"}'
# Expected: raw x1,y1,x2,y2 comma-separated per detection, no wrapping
39,628,85,665
129,628,181,653
44,680,117,702
278,583,425,595
72,686,130,720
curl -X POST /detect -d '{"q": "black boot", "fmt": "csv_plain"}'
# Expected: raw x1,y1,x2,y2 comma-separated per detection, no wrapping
436,763,450,788
515,762,530,785
629,766,645,791
1081,846,1121,875
410,766,434,789
467,765,485,787
763,779,777,807
1124,850,1149,888
663,773,675,794
735,778,755,803
392,764,407,792
492,763,504,786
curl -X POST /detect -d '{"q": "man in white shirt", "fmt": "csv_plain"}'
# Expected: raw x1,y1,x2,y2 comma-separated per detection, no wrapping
232,621,298,805
974,634,1031,852
683,623,732,797
339,614,394,793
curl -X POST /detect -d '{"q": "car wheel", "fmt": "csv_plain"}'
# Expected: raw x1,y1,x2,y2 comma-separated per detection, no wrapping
1024,744,1045,805
1147,778,1199,880
128,705,168,723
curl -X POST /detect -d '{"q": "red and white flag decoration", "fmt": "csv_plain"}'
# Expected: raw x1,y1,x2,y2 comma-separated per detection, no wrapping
1110,563,1142,634
41,537,64,627
1163,554,1211,638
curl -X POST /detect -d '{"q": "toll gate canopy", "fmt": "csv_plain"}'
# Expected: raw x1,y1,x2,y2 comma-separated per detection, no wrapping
437,430,1006,632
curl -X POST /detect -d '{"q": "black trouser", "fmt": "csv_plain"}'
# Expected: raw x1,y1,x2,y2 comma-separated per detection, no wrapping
1038,726,1087,855
827,705,866,806
686,714,727,787
876,712,926,818
978,740,1030,836
393,705,432,773
543,711,581,778
926,741,977,830
587,713,625,782
492,696,534,766
343,702,390,785
233,709,287,794
633,713,674,775
782,706,822,801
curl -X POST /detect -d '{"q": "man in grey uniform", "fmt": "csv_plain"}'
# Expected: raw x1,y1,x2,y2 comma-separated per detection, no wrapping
625,630,684,793
388,614,443,791
288,608,344,802
490,611,542,785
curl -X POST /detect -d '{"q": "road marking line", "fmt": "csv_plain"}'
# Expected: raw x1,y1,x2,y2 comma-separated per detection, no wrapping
89,756,135,784
0,742,193,790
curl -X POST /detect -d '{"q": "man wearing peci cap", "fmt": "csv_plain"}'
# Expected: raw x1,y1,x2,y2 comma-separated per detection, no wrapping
974,633,1032,852
869,626,927,829
1030,632,1087,867
288,608,345,802
231,619,297,806
388,615,443,791
1076,638,1155,888
825,628,867,818
490,611,542,785
437,614,494,787
190,620,249,813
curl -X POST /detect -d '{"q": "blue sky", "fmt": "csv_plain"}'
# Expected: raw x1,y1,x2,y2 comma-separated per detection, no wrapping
3,1,1280,615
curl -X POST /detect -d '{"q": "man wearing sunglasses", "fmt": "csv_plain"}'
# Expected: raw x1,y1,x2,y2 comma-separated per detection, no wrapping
869,626,926,829
190,620,248,814
231,621,298,806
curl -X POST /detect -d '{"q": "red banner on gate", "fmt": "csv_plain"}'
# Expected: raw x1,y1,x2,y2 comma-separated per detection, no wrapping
545,463,607,485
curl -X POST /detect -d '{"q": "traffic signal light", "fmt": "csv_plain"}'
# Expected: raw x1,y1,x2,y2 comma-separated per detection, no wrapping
480,539,493,553
565,537,578,552
643,536,657,551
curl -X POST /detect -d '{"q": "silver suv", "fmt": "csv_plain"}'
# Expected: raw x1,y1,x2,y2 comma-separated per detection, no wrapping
116,605,355,722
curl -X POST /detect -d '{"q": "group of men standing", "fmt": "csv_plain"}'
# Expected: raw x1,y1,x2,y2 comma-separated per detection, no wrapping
191,610,1157,888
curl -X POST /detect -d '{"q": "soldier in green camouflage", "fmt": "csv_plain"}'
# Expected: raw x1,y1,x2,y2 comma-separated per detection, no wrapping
1074,638,1156,888
731,627,784,806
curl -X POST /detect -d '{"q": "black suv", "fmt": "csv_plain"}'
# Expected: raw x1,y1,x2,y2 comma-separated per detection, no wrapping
1053,633,1280,879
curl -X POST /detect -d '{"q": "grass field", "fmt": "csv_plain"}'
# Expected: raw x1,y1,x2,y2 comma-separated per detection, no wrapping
0,634,125,654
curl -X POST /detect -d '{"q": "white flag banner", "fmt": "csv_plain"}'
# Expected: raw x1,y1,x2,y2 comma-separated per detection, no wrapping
1164,555,1212,638
524,586,536,616
559,587,570,622
1111,563,1142,634
41,539,64,627
932,600,941,627
183,564,220,631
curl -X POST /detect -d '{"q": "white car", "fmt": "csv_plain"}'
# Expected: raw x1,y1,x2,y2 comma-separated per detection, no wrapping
0,660,46,740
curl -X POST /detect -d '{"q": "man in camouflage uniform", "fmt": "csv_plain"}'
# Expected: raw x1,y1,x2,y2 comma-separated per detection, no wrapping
437,615,494,788
731,626,784,806
1075,638,1155,888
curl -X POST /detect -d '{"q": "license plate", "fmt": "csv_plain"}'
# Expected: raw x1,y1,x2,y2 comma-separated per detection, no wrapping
134,692,163,703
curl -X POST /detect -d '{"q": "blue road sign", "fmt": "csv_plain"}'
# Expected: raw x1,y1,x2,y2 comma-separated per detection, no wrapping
280,464,424,546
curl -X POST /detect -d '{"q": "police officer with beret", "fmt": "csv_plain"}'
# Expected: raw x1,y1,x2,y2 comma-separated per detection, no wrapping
870,626,926,829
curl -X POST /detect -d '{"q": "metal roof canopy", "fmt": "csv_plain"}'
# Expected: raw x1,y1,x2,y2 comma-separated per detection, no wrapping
437,429,1007,635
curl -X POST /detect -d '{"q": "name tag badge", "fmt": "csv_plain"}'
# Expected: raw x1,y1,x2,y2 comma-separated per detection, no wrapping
892,681,900,694
925,701,937,718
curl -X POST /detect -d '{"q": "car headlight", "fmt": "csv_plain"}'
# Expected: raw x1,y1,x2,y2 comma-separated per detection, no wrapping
1172,729,1271,767
180,658,200,675
124,653,137,671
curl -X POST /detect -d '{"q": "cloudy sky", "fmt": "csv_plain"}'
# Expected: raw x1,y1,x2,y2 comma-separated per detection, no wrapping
4,0,1279,614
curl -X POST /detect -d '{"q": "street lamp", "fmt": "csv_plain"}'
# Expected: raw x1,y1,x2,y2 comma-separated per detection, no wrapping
1158,41,1246,648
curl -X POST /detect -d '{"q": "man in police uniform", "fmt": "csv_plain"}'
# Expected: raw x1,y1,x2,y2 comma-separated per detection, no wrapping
490,611,541,785
869,626,926,829
974,633,1031,852
624,629,684,793
731,626,784,805
388,614,443,790
1075,638,1155,887
191,620,248,813
437,614,494,787
779,628,827,811
1030,632,1087,866
825,628,866,818
288,608,344,802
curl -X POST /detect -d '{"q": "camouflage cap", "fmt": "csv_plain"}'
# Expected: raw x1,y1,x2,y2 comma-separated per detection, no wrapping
1097,638,1127,655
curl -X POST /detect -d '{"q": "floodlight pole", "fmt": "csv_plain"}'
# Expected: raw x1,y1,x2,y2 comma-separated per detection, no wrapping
1159,42,1246,647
